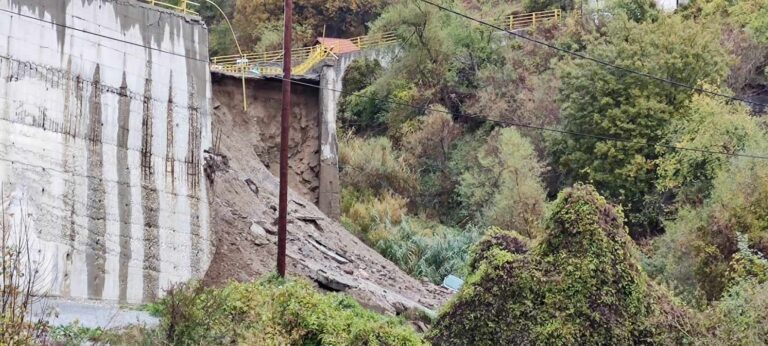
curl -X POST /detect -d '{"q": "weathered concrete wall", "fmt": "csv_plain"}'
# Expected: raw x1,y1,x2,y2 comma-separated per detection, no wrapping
211,74,321,204
318,47,400,219
0,0,212,304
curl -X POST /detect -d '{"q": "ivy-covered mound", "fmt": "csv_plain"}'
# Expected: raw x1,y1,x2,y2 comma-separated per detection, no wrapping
428,184,692,345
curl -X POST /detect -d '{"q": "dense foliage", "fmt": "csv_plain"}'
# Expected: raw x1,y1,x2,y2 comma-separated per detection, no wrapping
159,276,424,345
551,14,730,237
649,139,768,301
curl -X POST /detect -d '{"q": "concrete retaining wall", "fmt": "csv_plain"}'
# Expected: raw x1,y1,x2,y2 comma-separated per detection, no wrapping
0,0,212,303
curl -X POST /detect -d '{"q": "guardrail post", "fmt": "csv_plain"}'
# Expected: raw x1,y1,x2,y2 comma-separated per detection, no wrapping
532,12,536,26
509,15,513,30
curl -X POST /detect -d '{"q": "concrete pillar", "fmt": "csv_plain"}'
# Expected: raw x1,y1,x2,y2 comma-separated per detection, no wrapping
318,61,343,219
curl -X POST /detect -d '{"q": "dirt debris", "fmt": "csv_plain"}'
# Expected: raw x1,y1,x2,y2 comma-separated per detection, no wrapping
203,77,450,314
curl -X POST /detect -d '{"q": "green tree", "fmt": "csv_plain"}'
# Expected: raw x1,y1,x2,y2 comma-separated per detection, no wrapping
458,127,547,238
656,93,762,206
729,0,768,43
401,110,464,220
367,1,501,126
550,15,730,236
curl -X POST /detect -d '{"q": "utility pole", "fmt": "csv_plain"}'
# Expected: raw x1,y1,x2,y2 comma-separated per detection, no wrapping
277,0,292,277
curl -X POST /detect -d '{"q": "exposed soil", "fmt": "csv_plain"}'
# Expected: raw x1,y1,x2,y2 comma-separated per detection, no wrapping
203,74,450,315
210,74,321,204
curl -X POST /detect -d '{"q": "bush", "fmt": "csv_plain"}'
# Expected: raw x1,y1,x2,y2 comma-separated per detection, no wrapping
159,276,425,345
697,279,768,344
726,233,768,285
1,206,47,344
339,136,416,196
47,324,164,346
429,184,695,345
340,189,408,243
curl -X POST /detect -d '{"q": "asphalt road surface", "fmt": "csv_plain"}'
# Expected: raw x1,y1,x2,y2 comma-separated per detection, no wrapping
30,297,159,329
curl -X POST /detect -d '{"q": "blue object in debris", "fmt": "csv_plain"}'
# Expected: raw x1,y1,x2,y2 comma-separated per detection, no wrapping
442,274,464,292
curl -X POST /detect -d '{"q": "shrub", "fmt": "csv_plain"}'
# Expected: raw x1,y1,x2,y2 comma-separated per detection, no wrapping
429,184,695,345
340,189,408,243
1,205,48,345
47,324,164,346
697,279,768,344
339,135,416,196
726,233,768,285
158,276,425,345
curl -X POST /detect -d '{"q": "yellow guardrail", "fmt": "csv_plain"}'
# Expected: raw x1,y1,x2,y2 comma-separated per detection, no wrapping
211,32,398,76
142,0,199,15
211,10,561,76
498,9,561,30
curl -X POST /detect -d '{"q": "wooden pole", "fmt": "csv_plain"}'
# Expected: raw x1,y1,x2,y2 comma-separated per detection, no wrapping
277,0,292,277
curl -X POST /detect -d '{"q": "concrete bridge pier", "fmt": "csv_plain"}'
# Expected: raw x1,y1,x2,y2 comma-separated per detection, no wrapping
317,47,400,219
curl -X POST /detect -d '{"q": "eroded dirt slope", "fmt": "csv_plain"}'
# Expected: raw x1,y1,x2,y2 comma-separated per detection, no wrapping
203,77,450,314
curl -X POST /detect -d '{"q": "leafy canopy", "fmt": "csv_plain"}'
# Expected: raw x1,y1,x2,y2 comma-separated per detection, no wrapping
550,14,730,236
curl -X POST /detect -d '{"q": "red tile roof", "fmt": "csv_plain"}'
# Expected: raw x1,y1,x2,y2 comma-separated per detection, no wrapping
316,37,360,54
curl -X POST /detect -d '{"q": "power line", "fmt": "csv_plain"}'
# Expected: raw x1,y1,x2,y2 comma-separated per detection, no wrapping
275,76,768,161
418,0,768,109
0,8,209,63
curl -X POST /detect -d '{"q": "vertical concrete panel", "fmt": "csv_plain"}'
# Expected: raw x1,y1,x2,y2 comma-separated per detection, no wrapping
0,0,212,304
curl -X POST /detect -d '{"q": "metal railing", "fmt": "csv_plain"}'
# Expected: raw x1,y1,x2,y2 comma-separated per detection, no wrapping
210,10,562,76
211,32,399,76
501,9,561,30
142,0,199,15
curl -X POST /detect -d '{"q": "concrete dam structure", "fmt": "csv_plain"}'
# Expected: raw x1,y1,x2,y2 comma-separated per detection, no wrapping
0,0,212,303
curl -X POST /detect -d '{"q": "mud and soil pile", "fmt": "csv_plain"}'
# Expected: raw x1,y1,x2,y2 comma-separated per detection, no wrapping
203,74,450,315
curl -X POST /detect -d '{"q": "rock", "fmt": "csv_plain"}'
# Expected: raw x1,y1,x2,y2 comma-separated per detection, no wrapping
249,222,270,245
313,269,356,292
295,214,324,221
357,269,370,280
307,237,350,264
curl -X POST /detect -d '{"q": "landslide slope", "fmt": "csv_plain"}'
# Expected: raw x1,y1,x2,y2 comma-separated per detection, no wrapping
203,76,450,315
